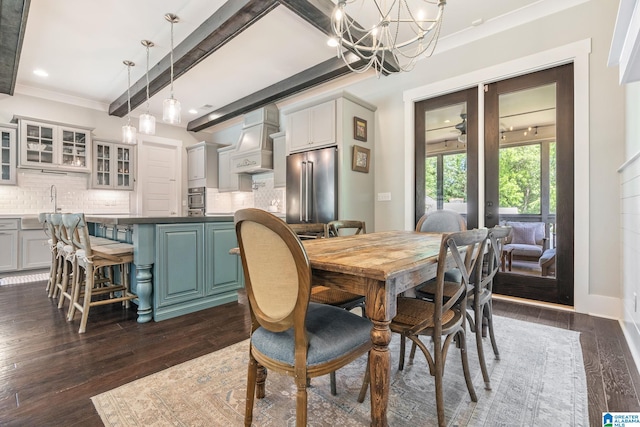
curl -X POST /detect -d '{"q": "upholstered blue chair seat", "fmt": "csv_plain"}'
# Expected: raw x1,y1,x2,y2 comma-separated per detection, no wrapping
252,302,372,367
503,242,543,257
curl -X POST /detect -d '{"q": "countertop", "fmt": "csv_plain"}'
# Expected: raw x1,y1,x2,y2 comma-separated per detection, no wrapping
85,214,235,225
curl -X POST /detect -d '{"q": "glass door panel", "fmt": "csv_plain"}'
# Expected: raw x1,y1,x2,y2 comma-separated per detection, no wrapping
415,87,478,229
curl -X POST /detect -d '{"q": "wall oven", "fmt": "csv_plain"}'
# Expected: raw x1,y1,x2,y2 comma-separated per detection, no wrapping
188,186,206,216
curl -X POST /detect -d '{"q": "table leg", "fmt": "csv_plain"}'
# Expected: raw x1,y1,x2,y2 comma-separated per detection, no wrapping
366,281,392,427
501,251,506,272
508,250,513,272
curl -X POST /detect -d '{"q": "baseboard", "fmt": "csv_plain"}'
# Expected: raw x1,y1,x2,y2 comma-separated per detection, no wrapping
493,294,575,312
621,306,640,377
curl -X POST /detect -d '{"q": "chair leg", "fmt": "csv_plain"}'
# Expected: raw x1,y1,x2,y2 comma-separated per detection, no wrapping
57,258,71,309
245,353,257,427
330,371,337,396
485,302,500,359
475,303,491,390
78,264,95,333
357,357,370,403
295,378,308,427
458,329,477,403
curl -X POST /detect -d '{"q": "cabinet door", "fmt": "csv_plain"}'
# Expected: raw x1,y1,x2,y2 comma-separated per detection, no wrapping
115,145,134,189
0,230,18,272
287,109,311,152
59,127,89,171
155,224,205,308
218,150,231,191
273,134,286,188
20,121,56,168
309,100,336,147
0,126,16,185
188,145,205,181
205,223,242,296
94,142,113,188
20,229,50,270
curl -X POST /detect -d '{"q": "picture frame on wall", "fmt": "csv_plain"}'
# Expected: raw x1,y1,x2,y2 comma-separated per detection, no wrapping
352,145,370,173
354,116,367,142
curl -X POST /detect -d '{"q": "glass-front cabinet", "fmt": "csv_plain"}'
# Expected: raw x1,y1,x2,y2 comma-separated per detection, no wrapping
17,118,92,172
0,125,16,185
93,140,134,190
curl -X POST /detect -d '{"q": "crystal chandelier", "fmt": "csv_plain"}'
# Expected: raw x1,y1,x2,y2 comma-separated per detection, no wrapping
162,13,181,124
330,0,446,76
139,39,156,135
122,60,137,144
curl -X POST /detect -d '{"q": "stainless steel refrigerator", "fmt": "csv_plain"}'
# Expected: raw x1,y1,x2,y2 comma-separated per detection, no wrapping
286,147,338,224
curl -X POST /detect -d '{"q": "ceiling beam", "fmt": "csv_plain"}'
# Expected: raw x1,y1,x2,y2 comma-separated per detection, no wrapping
109,0,279,117
187,53,366,132
277,0,400,74
0,0,30,95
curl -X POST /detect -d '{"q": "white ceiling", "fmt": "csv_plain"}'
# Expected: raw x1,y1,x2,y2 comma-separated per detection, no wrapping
14,0,575,131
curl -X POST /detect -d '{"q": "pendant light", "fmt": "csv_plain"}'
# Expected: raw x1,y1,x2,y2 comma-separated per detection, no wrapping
122,60,137,144
139,39,156,135
162,13,181,124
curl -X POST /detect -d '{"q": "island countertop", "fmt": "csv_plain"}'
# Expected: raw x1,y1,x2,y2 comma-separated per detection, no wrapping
85,214,235,225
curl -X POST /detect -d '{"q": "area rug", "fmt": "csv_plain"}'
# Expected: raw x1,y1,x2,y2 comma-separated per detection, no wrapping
92,316,588,426
0,272,48,286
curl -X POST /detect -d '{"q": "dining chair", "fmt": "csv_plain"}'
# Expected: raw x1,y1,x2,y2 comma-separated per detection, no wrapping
467,225,510,390
312,219,367,395
50,213,75,302
62,213,136,333
359,228,487,427
235,208,372,427
416,209,467,233
38,212,57,296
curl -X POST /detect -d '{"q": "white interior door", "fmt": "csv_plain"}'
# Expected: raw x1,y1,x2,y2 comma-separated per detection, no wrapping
135,135,182,216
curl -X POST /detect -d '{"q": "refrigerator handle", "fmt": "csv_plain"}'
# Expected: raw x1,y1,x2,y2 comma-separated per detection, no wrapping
306,161,313,222
300,161,306,222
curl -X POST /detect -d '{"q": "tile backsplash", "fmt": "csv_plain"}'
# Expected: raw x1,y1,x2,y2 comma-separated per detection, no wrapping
0,170,130,214
206,172,285,215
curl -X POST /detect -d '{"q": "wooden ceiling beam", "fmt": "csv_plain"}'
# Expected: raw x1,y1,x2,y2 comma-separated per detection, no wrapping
187,53,366,132
108,0,279,117
0,0,30,95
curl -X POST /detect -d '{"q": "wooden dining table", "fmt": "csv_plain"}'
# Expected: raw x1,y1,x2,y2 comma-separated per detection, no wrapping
303,230,445,427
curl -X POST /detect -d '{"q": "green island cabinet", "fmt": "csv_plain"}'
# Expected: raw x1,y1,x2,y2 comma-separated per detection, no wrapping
154,222,243,321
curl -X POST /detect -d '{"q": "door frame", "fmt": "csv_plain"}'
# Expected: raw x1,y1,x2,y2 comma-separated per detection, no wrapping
402,39,611,315
133,134,183,216
484,63,574,306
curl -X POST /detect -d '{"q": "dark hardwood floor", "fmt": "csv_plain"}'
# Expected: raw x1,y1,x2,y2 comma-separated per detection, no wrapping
0,281,638,426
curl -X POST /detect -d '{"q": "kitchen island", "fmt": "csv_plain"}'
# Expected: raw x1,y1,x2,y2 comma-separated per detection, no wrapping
85,215,242,322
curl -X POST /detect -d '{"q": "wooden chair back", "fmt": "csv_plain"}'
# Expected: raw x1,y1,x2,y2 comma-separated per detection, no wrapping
327,220,366,237
235,209,311,335
478,226,511,293
288,222,328,239
416,209,467,233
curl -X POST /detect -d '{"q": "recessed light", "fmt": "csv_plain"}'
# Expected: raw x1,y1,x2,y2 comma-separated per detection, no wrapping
327,38,339,48
33,69,49,77
444,119,450,123
188,109,198,115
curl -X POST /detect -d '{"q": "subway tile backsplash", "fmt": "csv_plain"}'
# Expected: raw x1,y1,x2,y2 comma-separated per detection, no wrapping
0,170,130,214
205,173,285,215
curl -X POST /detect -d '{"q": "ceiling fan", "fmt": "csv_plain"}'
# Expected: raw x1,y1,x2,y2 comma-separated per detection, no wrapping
455,113,467,143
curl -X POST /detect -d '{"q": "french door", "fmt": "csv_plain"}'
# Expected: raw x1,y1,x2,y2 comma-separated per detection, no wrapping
415,63,574,306
486,64,574,306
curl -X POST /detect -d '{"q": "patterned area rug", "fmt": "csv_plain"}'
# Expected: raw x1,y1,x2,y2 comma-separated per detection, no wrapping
0,272,49,286
92,316,588,426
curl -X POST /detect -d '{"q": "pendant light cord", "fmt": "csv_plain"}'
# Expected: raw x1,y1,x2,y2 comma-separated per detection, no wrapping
145,44,150,112
169,18,174,99
126,63,132,126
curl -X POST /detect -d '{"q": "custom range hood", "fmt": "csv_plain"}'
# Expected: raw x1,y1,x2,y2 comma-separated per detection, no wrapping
230,104,279,174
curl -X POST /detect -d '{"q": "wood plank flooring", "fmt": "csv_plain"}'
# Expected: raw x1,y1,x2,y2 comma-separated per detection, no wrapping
0,281,638,426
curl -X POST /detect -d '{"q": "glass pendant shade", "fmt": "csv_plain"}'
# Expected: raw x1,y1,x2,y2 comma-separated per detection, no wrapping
139,39,156,135
163,97,181,124
139,113,156,134
122,124,136,144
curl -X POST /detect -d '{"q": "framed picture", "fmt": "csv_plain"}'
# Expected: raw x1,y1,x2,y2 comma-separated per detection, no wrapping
352,145,371,173
354,116,367,142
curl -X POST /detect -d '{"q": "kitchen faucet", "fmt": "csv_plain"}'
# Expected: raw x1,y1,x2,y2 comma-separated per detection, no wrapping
50,184,59,212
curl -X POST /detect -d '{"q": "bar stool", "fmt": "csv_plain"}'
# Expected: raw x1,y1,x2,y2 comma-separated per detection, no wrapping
38,213,56,296
49,213,74,301
62,213,136,333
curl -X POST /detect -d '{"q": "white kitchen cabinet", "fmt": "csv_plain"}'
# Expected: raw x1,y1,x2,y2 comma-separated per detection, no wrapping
271,131,286,188
0,125,16,185
20,229,50,270
286,100,336,152
217,147,252,193
0,219,19,272
17,118,92,173
93,140,134,190
187,141,218,188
